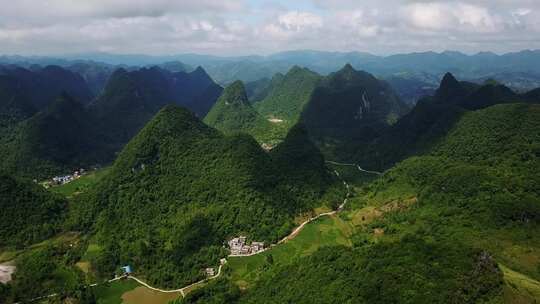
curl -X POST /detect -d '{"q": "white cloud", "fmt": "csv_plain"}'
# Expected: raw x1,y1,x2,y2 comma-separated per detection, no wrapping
405,2,498,32
0,0,539,55
277,11,323,31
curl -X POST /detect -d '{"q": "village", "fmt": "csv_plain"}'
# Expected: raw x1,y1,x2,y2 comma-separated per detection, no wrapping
40,165,102,188
40,168,86,188
227,236,266,256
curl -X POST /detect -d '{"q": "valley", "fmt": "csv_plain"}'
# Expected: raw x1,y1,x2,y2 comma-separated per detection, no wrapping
1,51,539,304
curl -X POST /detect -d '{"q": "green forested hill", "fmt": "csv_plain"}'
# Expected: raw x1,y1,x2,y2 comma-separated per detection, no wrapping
206,65,409,151
255,66,321,125
91,66,222,146
300,64,408,160
180,103,540,304
0,65,93,110
0,65,223,179
354,73,540,170
205,67,322,146
0,94,104,178
240,240,502,304
203,81,271,137
0,174,67,247
72,105,339,288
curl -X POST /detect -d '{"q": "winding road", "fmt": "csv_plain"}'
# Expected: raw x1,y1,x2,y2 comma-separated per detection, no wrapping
127,262,225,297
20,160,378,301
103,161,374,296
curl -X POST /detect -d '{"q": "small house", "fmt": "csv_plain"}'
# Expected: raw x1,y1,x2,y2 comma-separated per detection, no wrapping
121,265,132,275
205,267,215,276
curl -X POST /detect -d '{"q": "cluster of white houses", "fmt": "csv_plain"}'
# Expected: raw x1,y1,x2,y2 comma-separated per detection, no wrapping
43,168,87,187
228,236,265,255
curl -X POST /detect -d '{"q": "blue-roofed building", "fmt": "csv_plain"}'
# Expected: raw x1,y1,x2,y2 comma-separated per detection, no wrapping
121,265,132,274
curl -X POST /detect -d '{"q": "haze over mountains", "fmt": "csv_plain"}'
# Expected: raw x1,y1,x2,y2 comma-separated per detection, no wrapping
3,49,540,95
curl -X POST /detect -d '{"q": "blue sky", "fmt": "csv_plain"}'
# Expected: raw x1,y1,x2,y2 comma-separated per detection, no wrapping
0,0,539,56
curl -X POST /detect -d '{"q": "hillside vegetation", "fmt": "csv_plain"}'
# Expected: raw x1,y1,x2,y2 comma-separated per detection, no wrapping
180,101,540,304
71,105,341,288
0,174,67,247
0,66,222,179
354,73,540,170
203,81,271,138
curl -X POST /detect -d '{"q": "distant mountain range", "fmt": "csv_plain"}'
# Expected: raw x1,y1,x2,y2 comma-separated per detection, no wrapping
1,49,539,303
3,49,540,105
0,65,222,178
205,64,408,158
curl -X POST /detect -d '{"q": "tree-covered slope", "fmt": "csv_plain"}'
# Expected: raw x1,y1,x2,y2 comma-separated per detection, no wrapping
206,67,323,146
240,239,502,304
73,105,338,288
0,174,67,247
204,81,270,137
360,103,540,283
180,102,539,304
300,64,408,159
255,66,321,125
91,66,222,146
354,73,540,170
0,65,93,110
0,94,104,178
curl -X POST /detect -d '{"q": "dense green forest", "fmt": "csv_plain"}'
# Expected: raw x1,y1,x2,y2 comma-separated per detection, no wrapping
205,64,409,152
0,174,67,247
254,66,320,127
301,64,408,142
240,104,540,303
0,94,109,178
0,243,94,303
203,81,272,139
70,105,342,288
239,240,502,304
178,102,540,303
352,73,540,170
0,65,223,179
1,61,540,304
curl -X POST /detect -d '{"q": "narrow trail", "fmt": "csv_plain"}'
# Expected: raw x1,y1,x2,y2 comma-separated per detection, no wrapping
127,262,225,297
15,277,123,304
325,160,383,175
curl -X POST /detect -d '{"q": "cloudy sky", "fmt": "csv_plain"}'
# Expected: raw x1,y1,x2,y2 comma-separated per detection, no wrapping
1,0,539,56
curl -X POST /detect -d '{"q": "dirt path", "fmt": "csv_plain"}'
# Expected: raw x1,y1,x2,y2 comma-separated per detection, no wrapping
127,262,225,297
325,160,382,175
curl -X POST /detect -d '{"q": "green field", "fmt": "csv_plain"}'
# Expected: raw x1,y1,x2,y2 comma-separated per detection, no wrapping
228,214,353,288
501,264,540,303
50,167,110,198
93,279,140,304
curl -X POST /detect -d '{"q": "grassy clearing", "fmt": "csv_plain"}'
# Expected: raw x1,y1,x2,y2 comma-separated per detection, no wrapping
501,264,540,303
228,214,353,288
50,167,110,198
82,243,102,262
0,250,20,263
0,232,80,263
121,286,182,304
93,279,140,304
